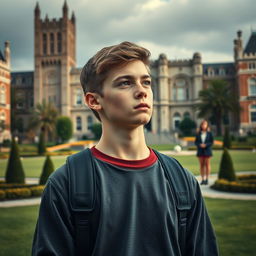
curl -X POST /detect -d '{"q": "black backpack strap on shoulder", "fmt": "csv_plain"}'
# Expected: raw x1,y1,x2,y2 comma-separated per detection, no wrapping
153,150,192,255
66,148,96,256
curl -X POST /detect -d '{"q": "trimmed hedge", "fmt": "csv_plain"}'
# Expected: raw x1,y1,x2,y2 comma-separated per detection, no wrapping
218,148,236,181
0,184,45,201
212,175,256,193
39,155,54,185
5,138,25,184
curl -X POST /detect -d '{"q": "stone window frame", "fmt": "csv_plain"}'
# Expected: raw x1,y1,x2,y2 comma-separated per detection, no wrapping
248,77,256,96
249,104,256,123
75,88,83,106
0,84,6,105
76,116,82,131
172,76,189,101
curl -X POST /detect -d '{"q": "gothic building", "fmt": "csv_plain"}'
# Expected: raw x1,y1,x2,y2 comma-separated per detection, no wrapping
11,2,256,141
0,41,11,143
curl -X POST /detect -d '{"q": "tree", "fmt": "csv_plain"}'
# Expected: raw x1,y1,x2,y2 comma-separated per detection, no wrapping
195,80,240,136
223,126,232,149
56,116,73,143
38,132,46,155
39,155,54,185
179,117,196,136
29,100,58,142
5,138,25,184
91,123,102,140
218,148,236,181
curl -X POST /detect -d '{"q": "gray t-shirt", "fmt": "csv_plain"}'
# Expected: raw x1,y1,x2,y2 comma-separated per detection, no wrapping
32,151,218,256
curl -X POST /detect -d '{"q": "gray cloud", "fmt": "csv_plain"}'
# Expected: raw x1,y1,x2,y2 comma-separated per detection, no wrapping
0,0,255,71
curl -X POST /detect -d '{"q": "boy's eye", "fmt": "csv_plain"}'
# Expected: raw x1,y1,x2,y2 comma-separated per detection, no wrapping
143,80,151,86
118,80,131,86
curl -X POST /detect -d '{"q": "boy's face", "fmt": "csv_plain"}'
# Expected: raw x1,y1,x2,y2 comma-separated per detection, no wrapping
97,60,153,129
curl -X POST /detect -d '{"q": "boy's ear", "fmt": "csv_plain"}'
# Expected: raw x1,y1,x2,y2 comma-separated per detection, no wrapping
85,92,102,111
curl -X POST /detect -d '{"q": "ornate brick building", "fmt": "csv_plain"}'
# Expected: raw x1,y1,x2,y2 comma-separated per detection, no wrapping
0,41,11,143
11,2,256,141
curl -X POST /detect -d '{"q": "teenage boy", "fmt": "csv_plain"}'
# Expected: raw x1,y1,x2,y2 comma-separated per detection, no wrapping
32,41,219,256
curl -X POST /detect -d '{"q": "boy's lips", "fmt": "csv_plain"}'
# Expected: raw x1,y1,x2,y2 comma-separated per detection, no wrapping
134,103,150,109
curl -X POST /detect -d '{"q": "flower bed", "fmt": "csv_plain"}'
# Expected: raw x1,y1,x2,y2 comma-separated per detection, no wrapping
211,174,256,193
0,184,45,201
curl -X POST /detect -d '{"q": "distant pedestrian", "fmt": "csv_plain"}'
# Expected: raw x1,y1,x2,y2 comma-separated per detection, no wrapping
195,120,214,185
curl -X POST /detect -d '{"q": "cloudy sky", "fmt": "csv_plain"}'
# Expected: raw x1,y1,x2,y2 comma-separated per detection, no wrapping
0,0,255,71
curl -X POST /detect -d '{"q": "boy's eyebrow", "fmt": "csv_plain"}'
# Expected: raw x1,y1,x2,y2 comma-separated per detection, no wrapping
113,74,151,82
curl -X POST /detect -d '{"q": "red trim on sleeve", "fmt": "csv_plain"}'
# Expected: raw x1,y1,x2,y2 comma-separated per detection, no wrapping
90,146,157,169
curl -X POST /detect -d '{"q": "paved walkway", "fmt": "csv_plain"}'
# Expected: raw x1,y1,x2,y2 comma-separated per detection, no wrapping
0,171,255,208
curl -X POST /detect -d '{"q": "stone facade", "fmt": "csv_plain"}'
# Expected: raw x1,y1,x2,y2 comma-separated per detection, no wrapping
10,3,256,141
0,41,11,143
234,31,256,133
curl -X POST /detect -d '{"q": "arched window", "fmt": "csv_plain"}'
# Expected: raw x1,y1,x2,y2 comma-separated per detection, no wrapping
0,85,6,104
173,78,189,101
208,68,215,76
76,116,82,131
43,33,47,55
75,88,82,105
219,68,226,76
173,112,181,129
250,105,256,122
87,116,93,130
249,78,256,96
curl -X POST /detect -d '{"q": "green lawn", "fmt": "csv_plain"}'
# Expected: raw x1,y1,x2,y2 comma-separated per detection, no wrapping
0,199,255,256
0,150,255,178
170,150,256,175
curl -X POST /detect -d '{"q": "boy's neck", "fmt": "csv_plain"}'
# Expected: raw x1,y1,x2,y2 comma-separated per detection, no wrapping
95,124,149,160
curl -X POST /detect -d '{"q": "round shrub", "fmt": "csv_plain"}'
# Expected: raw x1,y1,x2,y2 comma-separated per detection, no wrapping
218,148,236,181
56,116,73,143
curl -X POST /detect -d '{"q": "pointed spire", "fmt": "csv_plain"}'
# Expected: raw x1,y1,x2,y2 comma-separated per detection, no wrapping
63,0,68,18
34,2,40,18
71,11,76,23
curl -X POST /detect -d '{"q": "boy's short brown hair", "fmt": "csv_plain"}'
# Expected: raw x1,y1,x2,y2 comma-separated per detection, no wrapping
80,41,151,120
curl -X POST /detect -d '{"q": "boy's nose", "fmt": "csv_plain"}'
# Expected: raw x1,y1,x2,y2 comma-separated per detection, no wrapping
134,83,147,99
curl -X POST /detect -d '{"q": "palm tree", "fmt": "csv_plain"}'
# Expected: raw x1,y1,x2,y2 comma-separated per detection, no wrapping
29,100,58,142
195,80,240,136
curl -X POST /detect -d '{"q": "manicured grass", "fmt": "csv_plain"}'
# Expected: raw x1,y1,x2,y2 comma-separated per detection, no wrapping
0,199,255,256
171,150,256,175
0,205,40,256
0,150,255,178
205,199,256,256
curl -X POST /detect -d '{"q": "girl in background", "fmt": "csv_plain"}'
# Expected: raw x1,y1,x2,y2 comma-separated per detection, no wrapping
195,120,214,185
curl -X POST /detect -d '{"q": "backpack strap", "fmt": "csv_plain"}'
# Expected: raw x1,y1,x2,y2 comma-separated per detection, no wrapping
153,150,192,255
66,148,96,256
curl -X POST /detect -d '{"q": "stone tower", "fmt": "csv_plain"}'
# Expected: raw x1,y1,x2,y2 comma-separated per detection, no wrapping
34,1,76,115
158,53,170,132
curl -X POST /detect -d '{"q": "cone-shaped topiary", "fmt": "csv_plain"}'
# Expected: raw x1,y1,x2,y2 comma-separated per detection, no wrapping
39,155,54,185
223,126,232,149
5,138,25,184
38,132,46,155
218,148,236,181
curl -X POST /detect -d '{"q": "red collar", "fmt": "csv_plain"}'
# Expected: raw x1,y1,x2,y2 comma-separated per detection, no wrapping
91,146,157,169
